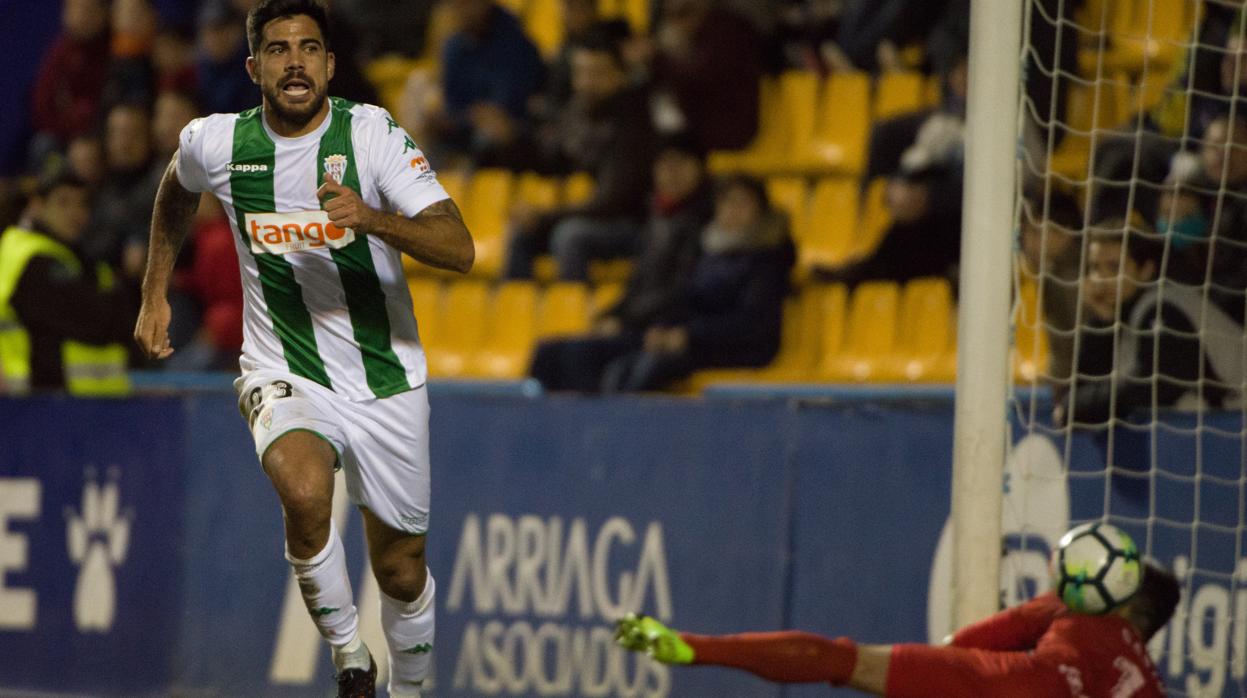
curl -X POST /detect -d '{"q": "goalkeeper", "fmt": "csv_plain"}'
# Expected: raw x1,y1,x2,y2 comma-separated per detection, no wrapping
617,560,1178,697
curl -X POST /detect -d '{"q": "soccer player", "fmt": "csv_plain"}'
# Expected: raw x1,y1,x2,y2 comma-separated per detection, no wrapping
133,2,473,697
617,560,1180,697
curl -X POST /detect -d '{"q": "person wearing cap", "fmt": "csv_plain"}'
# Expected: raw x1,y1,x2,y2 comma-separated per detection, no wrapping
0,171,138,395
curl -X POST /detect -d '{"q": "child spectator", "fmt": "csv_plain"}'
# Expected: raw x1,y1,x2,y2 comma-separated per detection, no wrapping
601,175,794,392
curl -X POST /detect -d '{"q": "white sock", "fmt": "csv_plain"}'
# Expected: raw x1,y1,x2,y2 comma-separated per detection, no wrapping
286,519,362,665
382,572,435,695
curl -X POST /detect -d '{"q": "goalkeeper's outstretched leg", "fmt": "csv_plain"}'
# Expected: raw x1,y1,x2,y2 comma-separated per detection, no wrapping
616,559,1179,698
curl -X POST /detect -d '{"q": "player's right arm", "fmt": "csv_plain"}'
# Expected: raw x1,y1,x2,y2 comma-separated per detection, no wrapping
134,154,199,359
949,591,1066,651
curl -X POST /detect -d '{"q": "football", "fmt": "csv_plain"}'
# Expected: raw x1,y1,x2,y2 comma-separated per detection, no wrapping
1050,522,1143,614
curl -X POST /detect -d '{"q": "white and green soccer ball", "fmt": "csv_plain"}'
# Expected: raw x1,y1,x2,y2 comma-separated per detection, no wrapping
1050,522,1142,614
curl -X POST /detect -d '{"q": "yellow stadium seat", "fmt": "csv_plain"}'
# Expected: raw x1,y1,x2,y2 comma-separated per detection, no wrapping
588,259,634,285
497,0,527,15
524,0,563,58
771,71,820,174
873,71,926,121
802,178,859,272
855,178,891,260
796,71,870,176
1013,275,1050,383
463,169,515,278
820,281,900,382
598,0,650,33
690,291,818,388
408,278,443,351
708,76,783,174
1084,0,1193,76
766,177,810,244
537,282,591,337
514,172,562,209
474,281,539,379
886,277,956,382
591,282,626,316
563,173,595,205
817,283,849,367
426,280,489,378
1047,77,1130,183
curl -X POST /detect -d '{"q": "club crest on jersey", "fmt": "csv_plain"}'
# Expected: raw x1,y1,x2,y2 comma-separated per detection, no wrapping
246,210,355,255
323,154,349,184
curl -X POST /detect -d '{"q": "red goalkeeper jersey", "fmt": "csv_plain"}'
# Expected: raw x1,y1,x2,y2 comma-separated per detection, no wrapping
887,592,1166,697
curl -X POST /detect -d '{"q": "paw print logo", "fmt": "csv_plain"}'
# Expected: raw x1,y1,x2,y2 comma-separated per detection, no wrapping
65,467,132,633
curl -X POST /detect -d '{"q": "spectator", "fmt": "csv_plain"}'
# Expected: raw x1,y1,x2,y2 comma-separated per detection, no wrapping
196,2,256,115
167,194,244,371
65,133,107,188
529,132,715,392
104,0,159,108
152,24,199,93
647,0,762,152
1018,188,1083,385
411,0,545,168
601,175,795,392
834,0,955,73
1057,219,1243,426
864,50,967,186
84,102,161,271
534,0,630,121
813,142,963,287
0,170,137,395
30,0,112,155
152,89,200,159
506,35,655,281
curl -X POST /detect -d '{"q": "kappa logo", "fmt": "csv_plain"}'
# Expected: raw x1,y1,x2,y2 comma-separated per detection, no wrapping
247,210,355,255
228,162,270,173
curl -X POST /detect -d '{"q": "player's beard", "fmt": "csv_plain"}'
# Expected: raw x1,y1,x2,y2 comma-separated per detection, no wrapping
262,75,328,130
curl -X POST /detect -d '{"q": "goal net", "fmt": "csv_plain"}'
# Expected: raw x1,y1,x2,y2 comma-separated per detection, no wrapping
1008,1,1246,695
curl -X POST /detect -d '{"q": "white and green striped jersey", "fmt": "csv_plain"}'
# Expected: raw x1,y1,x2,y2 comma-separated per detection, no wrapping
176,98,448,400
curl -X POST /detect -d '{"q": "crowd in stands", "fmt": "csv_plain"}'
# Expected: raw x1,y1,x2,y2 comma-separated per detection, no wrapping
2,0,1245,416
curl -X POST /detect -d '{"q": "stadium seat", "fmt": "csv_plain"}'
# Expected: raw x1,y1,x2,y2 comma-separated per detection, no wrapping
514,172,562,209
408,278,443,352
474,281,539,379
820,281,900,382
816,282,849,369
1047,76,1130,183
426,280,489,378
766,177,810,245
802,177,859,272
1080,0,1193,76
885,277,956,382
799,71,870,176
599,0,650,33
462,169,515,278
773,71,821,174
563,173,595,205
690,290,821,388
1013,275,1050,383
524,0,563,57
591,282,625,316
855,178,891,259
536,282,591,337
873,71,926,121
707,76,782,174
588,259,634,285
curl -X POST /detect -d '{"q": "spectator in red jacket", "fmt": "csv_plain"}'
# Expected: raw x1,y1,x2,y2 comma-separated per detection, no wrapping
31,0,112,150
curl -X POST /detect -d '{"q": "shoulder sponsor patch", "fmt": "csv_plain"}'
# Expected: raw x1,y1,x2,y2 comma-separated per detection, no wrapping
246,210,355,255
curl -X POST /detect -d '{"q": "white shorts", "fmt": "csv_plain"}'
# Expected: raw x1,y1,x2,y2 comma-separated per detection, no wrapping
235,369,431,535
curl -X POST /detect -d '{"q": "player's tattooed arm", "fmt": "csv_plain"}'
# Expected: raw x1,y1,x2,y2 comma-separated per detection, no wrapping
318,173,474,273
135,153,199,359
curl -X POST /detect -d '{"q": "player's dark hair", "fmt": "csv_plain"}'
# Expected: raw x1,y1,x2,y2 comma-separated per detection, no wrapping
247,0,332,57
1130,560,1181,641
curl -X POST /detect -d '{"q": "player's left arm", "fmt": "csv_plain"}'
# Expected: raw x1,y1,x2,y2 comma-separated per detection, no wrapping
949,591,1066,651
318,175,474,273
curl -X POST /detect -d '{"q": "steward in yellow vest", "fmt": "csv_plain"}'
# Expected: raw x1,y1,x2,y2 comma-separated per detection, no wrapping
0,172,136,395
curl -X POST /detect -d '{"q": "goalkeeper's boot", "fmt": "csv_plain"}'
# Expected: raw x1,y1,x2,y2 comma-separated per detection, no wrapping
614,613,695,664
335,656,377,698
